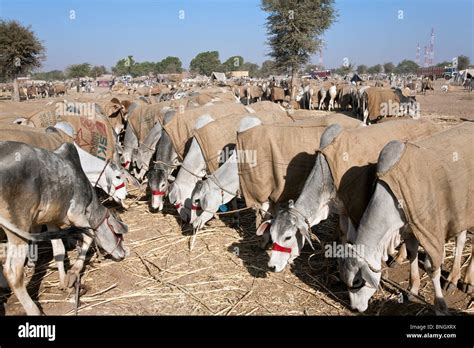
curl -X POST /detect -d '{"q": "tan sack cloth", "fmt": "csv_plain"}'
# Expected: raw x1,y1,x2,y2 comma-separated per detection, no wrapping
194,111,295,173
321,119,445,227
378,122,474,269
237,115,361,210
247,101,284,114
365,88,401,121
271,87,285,101
164,103,248,160
59,115,117,162
127,103,170,143
0,124,73,150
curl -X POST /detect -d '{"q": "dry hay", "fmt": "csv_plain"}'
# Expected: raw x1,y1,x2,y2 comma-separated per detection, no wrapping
1,191,471,316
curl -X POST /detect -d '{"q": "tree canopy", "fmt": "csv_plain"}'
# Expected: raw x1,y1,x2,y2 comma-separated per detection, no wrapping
189,51,222,75
457,55,470,70
261,0,336,73
66,63,91,78
394,60,419,74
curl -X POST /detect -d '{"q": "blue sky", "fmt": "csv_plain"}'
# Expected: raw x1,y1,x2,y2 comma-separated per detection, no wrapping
1,0,472,71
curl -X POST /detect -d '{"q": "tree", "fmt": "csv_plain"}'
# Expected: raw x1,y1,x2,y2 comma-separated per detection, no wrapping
335,63,355,76
258,60,283,77
242,62,260,77
383,62,395,74
158,56,183,74
132,61,156,76
394,60,419,74
0,20,45,101
112,55,136,76
89,65,107,78
367,64,382,74
189,51,221,76
457,55,470,70
261,0,336,99
66,63,91,78
356,64,368,74
221,56,244,72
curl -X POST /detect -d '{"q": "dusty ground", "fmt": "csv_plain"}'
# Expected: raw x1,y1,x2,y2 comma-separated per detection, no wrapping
0,84,473,316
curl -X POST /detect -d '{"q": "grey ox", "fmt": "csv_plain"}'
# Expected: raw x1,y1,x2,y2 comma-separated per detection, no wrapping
0,141,128,315
339,132,473,313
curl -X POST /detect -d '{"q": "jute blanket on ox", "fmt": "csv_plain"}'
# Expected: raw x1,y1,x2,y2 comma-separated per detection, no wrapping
194,111,294,173
366,88,401,121
25,104,60,128
59,115,117,162
0,124,73,150
378,122,474,269
164,103,248,161
271,87,285,101
236,116,361,210
127,103,168,143
247,101,284,114
320,119,445,227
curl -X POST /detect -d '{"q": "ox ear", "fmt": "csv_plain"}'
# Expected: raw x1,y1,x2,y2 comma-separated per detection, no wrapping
256,220,272,236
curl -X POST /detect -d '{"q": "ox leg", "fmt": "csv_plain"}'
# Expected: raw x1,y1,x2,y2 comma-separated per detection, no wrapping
462,240,474,294
64,232,93,288
51,237,67,290
3,231,41,315
425,255,448,314
231,198,240,227
444,230,467,291
392,242,407,265
405,237,420,299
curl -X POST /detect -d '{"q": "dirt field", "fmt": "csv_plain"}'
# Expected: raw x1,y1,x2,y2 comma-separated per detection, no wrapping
0,85,473,316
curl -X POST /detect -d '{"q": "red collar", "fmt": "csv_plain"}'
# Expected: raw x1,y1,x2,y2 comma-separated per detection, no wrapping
151,190,165,196
115,182,125,190
191,204,201,211
272,243,292,254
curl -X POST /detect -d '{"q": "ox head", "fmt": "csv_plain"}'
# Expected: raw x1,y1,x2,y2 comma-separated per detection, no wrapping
340,140,407,312
190,180,217,232
339,253,381,313
267,205,308,273
106,162,128,204
148,162,178,211
94,209,129,261
267,152,336,273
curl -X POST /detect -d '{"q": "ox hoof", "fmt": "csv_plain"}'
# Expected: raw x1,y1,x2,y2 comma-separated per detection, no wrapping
443,281,457,292
406,292,421,304
462,283,473,294
434,297,449,315
65,270,80,289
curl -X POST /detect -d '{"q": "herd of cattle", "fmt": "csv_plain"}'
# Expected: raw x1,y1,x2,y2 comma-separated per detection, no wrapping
0,78,472,315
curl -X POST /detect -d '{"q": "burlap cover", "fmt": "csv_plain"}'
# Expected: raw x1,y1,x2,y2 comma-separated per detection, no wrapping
194,111,294,173
321,119,445,227
127,103,169,143
378,122,474,269
60,115,117,162
365,88,401,121
236,115,361,210
0,124,73,150
164,103,248,160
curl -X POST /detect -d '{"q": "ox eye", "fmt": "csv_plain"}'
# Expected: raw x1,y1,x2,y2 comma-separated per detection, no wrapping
284,236,291,241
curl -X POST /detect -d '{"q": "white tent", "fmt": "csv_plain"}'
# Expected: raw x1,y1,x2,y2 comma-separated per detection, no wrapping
210,72,226,83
